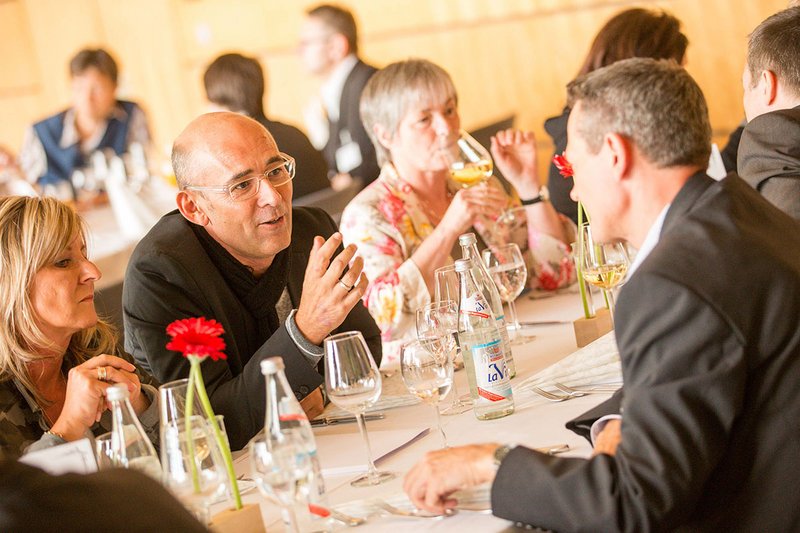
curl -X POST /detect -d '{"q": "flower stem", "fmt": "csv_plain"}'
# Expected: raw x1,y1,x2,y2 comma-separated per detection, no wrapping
185,363,200,494
189,357,243,510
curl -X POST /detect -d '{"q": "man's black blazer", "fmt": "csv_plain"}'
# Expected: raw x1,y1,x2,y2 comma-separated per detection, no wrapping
123,207,382,450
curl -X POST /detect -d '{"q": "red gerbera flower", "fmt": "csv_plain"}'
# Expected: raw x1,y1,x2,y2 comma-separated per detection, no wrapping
552,153,574,178
166,317,227,361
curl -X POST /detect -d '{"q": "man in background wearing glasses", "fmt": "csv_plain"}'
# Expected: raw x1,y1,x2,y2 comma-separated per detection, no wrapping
122,112,382,450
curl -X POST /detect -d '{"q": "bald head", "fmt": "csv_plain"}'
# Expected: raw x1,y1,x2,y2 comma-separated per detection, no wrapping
172,112,274,188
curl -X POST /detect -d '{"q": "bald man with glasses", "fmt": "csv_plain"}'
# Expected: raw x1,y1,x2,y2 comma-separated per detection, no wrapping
122,112,382,450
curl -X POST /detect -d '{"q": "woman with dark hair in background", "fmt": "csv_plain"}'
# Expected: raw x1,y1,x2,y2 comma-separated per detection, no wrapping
545,8,689,223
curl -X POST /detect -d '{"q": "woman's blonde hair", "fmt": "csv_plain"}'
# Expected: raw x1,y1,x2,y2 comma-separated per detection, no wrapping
0,196,117,405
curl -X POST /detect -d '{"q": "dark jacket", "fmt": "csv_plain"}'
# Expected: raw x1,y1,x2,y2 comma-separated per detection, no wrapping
544,108,578,224
492,173,800,532
323,59,380,186
0,461,206,532
123,207,382,450
738,105,800,219
258,116,331,200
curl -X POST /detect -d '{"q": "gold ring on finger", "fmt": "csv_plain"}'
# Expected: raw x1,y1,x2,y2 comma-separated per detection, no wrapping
97,366,108,382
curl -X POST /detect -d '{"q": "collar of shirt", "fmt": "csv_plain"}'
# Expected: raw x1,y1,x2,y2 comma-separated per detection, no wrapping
320,54,359,123
59,104,129,154
627,203,670,278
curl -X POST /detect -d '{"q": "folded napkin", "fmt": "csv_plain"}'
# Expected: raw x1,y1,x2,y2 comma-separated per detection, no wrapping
517,331,621,390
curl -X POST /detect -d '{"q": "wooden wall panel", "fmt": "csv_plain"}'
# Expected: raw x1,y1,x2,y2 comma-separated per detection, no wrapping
0,0,790,181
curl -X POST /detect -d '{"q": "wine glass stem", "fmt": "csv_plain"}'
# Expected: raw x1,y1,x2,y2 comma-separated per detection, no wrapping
507,300,521,341
602,289,616,325
355,412,380,477
433,403,447,448
450,346,462,399
281,503,300,533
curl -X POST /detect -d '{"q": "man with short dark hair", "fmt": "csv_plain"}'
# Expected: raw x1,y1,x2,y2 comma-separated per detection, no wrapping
123,112,381,450
19,48,151,195
299,4,379,187
403,58,800,531
203,53,331,200
738,7,800,218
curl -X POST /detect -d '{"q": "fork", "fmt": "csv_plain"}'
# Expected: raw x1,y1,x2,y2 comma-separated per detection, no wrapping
374,499,455,519
554,382,621,394
553,383,588,397
530,386,570,402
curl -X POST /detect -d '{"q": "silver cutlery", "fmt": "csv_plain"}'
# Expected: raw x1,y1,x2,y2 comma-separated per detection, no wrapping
553,382,620,394
308,504,368,527
311,413,385,426
374,499,455,519
530,386,570,402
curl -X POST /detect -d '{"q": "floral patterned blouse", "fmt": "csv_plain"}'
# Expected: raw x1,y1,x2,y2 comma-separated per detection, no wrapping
339,163,575,368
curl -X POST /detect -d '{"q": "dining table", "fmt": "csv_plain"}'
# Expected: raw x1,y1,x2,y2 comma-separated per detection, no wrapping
220,287,617,532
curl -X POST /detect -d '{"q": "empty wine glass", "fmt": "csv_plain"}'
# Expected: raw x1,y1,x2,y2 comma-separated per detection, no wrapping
250,434,311,533
579,225,630,318
482,243,532,344
440,130,493,188
324,331,395,487
416,300,471,414
161,415,227,524
401,339,453,448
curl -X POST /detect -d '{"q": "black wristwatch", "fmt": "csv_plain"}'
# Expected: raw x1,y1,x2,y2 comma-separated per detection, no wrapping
520,185,549,206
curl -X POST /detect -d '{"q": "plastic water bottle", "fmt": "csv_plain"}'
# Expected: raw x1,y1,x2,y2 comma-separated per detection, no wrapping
106,383,162,480
261,357,327,525
455,259,514,420
459,233,516,377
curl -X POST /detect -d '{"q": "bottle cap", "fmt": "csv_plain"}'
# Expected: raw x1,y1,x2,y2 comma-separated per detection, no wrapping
458,233,477,246
105,383,129,401
454,258,473,272
260,357,285,375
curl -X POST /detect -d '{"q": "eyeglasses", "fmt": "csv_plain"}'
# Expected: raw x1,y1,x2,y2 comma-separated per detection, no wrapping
184,153,295,202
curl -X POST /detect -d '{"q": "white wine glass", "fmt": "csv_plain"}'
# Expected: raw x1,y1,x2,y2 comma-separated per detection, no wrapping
401,339,453,448
482,243,532,345
416,300,471,414
579,225,630,319
440,130,493,188
250,434,311,533
323,331,395,487
161,416,227,525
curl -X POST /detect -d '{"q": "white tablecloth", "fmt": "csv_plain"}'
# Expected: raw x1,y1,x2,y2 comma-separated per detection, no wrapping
224,290,614,531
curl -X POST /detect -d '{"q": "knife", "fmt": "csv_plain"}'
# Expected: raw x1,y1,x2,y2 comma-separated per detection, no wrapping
310,413,385,426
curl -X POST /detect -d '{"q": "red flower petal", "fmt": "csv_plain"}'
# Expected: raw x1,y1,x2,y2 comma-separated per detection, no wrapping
552,153,574,178
166,317,227,361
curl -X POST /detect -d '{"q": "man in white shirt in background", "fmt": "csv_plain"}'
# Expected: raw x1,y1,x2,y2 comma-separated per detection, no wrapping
298,4,380,189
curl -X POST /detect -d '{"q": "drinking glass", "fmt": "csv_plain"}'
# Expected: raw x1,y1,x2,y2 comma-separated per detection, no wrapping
400,340,453,448
323,331,395,487
161,415,227,524
94,432,115,470
482,243,532,344
578,225,630,317
416,300,471,414
440,130,494,188
250,434,311,533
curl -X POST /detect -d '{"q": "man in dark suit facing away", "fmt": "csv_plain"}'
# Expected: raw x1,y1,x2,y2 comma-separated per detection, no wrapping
403,58,800,532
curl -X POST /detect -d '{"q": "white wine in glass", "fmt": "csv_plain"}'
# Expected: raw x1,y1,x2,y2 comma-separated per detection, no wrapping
579,225,630,316
441,130,493,188
401,340,453,448
323,331,395,487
